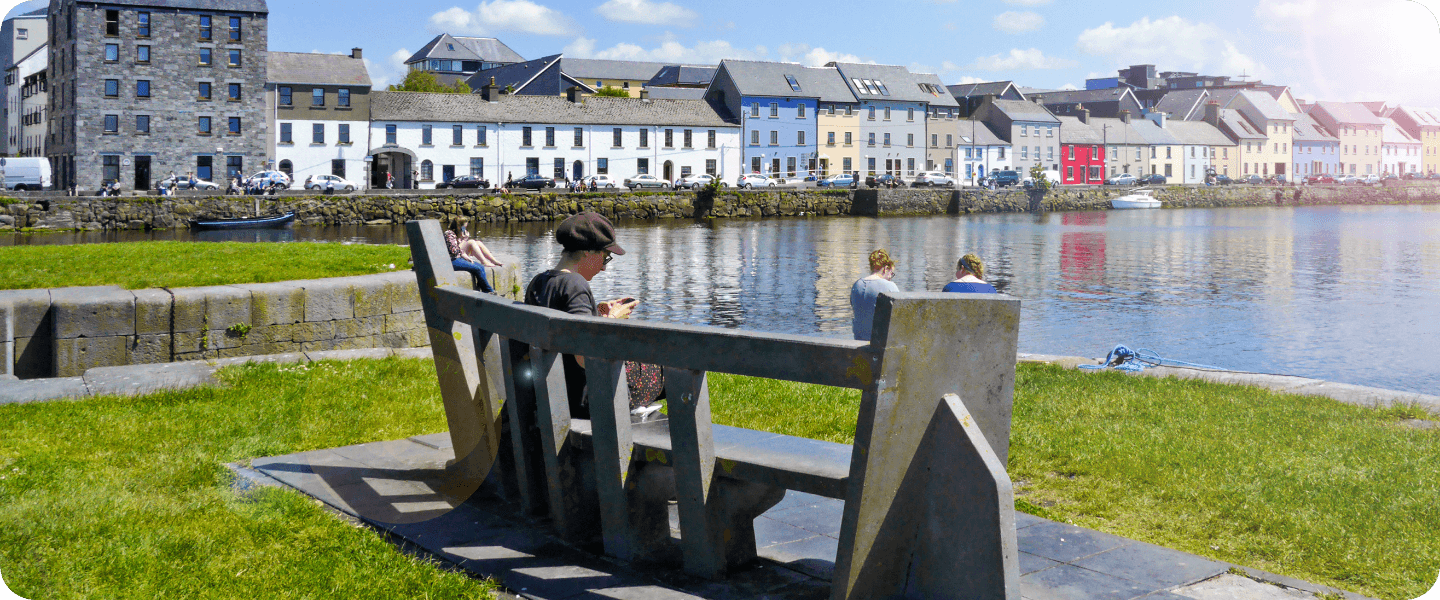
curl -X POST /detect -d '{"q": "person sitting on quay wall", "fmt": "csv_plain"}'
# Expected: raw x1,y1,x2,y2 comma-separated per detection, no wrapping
444,216,500,294
522,211,654,420
943,253,997,294
850,249,899,342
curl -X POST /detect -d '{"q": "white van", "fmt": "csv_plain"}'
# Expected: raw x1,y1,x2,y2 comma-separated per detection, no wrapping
0,157,53,191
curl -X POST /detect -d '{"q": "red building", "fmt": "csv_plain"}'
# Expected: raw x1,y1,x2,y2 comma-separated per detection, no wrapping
1058,115,1106,185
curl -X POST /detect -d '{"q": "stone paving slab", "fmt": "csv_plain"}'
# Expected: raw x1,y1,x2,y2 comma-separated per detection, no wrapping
82,361,220,397
0,376,89,404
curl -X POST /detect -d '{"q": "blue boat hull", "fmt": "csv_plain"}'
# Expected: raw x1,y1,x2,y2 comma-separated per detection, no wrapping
190,212,296,230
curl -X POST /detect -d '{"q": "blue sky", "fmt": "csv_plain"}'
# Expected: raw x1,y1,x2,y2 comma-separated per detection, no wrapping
6,0,1440,106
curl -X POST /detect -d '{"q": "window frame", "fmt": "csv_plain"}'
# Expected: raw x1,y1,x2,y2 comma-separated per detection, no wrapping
227,116,241,135
311,88,324,107
228,16,242,41
104,79,119,97
105,43,119,62
227,82,241,101
103,114,119,133
338,123,351,144
337,88,350,107
199,48,212,66
136,11,150,37
199,15,212,40
136,45,150,63
279,122,292,144
277,86,290,106
199,116,212,135
227,49,241,67
312,123,324,144
136,79,150,98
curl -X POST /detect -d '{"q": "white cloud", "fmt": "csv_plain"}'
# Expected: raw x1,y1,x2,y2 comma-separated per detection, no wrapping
428,0,580,36
1003,0,1051,5
563,35,766,64
777,43,870,67
1076,16,1261,77
595,0,697,26
993,10,1044,34
365,48,413,88
1058,83,1079,90
950,75,987,85
962,48,1077,71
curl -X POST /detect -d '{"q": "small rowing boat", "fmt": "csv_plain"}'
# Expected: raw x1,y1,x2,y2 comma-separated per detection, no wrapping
1111,188,1161,209
190,211,296,230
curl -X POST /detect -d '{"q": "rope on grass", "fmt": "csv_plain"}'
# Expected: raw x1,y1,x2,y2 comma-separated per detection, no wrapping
1077,344,1231,373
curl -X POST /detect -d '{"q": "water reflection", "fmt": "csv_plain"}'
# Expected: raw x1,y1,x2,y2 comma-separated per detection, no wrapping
4,205,1438,394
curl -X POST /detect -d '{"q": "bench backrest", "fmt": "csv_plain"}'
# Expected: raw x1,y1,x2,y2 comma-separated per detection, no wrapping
406,219,1023,598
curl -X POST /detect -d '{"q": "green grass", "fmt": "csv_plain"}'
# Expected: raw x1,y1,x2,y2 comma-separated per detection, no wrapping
710,364,1440,600
0,241,411,290
0,358,495,599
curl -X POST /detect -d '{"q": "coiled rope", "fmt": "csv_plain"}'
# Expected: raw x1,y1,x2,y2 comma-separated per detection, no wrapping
1077,344,1231,373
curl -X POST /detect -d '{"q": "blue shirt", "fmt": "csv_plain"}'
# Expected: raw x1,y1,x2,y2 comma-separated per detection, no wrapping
851,277,900,341
942,281,998,294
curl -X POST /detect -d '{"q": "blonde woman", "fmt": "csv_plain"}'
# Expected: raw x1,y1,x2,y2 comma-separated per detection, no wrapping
943,253,997,294
444,217,501,293
850,249,900,341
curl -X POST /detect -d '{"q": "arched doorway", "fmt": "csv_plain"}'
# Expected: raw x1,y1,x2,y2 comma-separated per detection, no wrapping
367,147,416,189
572,160,583,181
278,160,293,180
662,160,673,183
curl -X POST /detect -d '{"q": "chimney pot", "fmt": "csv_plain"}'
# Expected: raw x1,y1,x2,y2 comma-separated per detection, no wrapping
1120,109,1131,124
567,86,584,104
351,48,363,60
640,89,649,100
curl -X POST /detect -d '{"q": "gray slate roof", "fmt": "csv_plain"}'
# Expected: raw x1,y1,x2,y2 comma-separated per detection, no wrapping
1314,101,1385,125
1128,119,1182,145
1056,116,1103,144
645,87,706,100
956,120,1006,146
465,54,566,93
990,99,1058,123
912,73,959,107
1380,117,1419,144
1214,108,1266,140
562,58,670,82
1026,87,1134,105
268,52,371,87
1234,89,1293,122
717,60,852,101
1086,117,1144,144
1394,105,1440,128
1291,113,1338,142
75,0,265,11
371,91,737,127
831,62,933,103
1153,89,1208,120
947,81,1018,99
454,36,524,64
1164,120,1232,146
407,35,524,66
646,65,716,87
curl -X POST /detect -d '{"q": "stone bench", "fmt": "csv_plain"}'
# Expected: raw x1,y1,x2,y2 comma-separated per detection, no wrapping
405,218,1026,598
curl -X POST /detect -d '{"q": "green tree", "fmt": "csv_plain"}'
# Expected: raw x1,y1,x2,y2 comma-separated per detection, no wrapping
593,86,629,98
1028,164,1053,192
388,70,470,94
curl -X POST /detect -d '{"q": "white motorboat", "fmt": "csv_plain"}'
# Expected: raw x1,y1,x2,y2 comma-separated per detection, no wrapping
1111,188,1162,209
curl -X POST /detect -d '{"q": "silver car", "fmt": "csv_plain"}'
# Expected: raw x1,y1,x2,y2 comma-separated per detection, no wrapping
623,174,669,189
677,173,724,189
912,171,955,187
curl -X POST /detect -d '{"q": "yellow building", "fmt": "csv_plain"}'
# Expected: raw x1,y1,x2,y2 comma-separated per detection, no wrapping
1203,103,1265,179
1309,101,1385,176
1388,106,1440,175
817,101,860,177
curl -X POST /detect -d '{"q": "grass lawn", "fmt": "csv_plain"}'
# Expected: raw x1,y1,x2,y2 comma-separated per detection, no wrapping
0,241,411,290
2,359,1435,599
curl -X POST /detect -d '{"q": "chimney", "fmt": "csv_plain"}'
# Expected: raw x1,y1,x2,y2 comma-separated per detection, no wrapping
350,48,363,60
481,77,498,102
1147,111,1167,128
1120,109,1131,124
566,86,584,104
1204,100,1220,126
1076,108,1089,124
639,89,650,100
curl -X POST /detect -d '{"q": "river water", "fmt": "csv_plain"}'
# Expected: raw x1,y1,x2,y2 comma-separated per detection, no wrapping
6,205,1438,395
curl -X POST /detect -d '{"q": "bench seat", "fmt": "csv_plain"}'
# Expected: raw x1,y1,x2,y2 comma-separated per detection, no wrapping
570,418,852,499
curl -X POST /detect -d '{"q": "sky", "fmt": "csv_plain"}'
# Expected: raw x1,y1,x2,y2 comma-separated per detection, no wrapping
5,0,1440,107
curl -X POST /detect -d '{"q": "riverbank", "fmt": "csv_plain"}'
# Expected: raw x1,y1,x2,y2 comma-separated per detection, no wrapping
3,182,1438,230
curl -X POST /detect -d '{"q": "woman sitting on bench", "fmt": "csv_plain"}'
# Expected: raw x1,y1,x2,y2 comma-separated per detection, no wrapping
444,217,498,293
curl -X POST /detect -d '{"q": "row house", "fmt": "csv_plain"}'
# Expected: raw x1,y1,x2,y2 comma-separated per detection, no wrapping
1165,119,1231,184
1056,115,1104,185
973,98,1059,174
1308,102,1384,176
831,62,930,178
1078,111,1145,178
5,43,46,158
918,72,963,176
1202,102,1264,178
1385,106,1440,174
267,50,371,187
1028,87,1144,120
1378,117,1422,175
947,80,1023,118
48,0,270,191
1228,90,1296,178
707,59,819,179
1,7,47,157
1291,112,1339,177
1130,116,1182,180
809,67,861,178
368,87,739,189
955,119,1008,184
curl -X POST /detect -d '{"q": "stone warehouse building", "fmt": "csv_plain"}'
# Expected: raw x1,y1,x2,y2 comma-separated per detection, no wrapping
47,0,269,191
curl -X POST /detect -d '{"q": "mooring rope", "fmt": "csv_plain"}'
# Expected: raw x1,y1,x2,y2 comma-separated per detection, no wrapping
1077,344,1232,373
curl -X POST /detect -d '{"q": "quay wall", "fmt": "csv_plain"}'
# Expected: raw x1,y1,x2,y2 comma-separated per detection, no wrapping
4,183,1439,231
0,265,521,379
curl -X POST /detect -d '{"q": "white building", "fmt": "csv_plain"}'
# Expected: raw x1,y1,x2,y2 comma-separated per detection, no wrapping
1,6,46,157
368,87,740,189
6,42,45,157
266,50,372,187
956,119,1009,185
1379,117,1422,176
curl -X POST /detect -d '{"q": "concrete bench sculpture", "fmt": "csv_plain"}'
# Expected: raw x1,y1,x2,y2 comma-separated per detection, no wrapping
406,219,1024,598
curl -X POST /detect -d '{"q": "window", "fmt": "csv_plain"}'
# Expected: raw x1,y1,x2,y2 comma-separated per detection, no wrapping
103,114,118,133
311,88,324,106
868,157,876,174
470,157,484,177
931,134,937,147
845,132,852,145
228,49,241,67
104,79,119,97
522,127,532,147
751,103,759,117
338,89,350,107
1068,145,1075,160
1047,127,1054,138
907,158,915,175
338,124,350,144
785,74,802,92
422,124,432,145
612,128,622,147
229,17,242,41
574,127,583,147
15,28,25,40
1020,124,1028,137
664,128,673,148
1021,146,1028,159
385,124,396,144
135,80,150,97
199,15,212,40
198,81,215,100
105,44,119,62
868,106,876,121
454,125,464,145
829,132,836,145
798,131,805,145
421,160,433,181
545,127,555,147
199,48,212,66
137,45,150,63
227,156,243,179
227,82,240,101
197,156,213,181
279,123,292,143
797,104,806,118
137,12,150,37
477,125,486,146
907,133,913,147
787,157,796,177
770,130,778,145
553,158,564,179
868,132,875,147
907,107,914,121
770,102,779,117
637,158,649,174
708,129,716,149
751,130,759,145
684,129,692,148
313,123,324,144
597,158,608,174
946,134,952,147
883,133,891,146
199,116,212,135
103,155,120,181
105,10,119,36
228,117,240,135
639,129,648,148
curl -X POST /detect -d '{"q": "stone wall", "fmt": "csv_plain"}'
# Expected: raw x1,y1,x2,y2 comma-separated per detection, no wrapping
2,183,1439,231
0,264,520,378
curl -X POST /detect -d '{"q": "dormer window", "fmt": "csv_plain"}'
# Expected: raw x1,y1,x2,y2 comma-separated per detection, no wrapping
784,74,801,92
852,78,866,94
447,43,454,50
876,80,890,96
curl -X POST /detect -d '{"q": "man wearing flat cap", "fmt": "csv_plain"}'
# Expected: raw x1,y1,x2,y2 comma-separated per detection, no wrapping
523,211,640,418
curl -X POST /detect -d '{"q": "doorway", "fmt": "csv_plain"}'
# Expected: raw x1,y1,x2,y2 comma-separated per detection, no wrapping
133,156,151,191
442,164,455,184
573,160,583,181
663,160,673,182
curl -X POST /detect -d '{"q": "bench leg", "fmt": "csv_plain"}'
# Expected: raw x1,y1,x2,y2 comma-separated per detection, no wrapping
709,478,786,569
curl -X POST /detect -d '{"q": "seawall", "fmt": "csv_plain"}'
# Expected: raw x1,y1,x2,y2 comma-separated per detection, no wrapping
3,183,1438,231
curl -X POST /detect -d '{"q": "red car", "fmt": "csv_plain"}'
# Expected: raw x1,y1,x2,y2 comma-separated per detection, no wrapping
1304,175,1336,184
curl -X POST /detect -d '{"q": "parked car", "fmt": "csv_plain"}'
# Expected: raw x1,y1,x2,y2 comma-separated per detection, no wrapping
737,173,775,189
1240,174,1264,185
436,175,490,189
1359,174,1381,185
156,175,219,190
817,174,855,188
0,157,52,191
245,170,292,190
578,175,618,189
1212,174,1234,185
305,174,359,191
1428,172,1440,180
1381,174,1399,182
912,171,955,187
1304,175,1335,184
1134,174,1165,185
1104,174,1137,186
991,170,1021,188
1335,175,1359,185
511,174,555,190
622,174,668,189
676,173,723,189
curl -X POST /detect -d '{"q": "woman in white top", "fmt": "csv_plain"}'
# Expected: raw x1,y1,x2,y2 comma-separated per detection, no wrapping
850,249,900,341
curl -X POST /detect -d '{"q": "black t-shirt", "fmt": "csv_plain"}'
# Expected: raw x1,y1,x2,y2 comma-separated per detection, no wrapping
523,270,595,418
